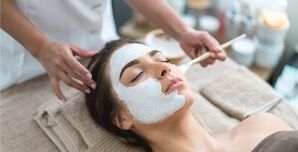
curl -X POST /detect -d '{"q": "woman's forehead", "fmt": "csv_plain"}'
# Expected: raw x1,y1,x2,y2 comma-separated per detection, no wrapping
110,43,151,69
109,43,152,81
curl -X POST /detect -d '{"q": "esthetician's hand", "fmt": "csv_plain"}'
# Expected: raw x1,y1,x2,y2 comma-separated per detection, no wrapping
178,28,227,67
35,40,96,102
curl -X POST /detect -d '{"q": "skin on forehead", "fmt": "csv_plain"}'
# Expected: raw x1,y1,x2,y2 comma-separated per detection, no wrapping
109,43,152,80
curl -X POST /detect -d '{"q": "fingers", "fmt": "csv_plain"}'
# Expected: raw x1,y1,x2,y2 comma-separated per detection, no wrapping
50,76,66,102
201,32,222,53
200,32,227,61
181,31,227,68
58,71,91,93
50,66,92,102
200,62,208,67
61,61,96,89
42,42,97,102
70,45,96,58
215,51,227,61
199,52,216,67
181,45,196,59
205,57,216,65
200,59,215,67
65,53,96,88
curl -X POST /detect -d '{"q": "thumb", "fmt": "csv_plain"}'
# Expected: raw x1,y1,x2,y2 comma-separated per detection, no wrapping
70,45,96,58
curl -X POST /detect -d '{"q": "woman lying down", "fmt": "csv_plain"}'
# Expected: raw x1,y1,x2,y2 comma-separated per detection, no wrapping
85,39,298,152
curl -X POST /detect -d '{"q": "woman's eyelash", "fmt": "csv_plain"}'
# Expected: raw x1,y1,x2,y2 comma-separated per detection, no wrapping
162,59,169,63
131,71,144,82
130,59,168,83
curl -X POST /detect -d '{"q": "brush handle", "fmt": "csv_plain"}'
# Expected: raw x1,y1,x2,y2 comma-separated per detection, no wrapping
188,52,211,66
220,34,246,49
187,34,246,66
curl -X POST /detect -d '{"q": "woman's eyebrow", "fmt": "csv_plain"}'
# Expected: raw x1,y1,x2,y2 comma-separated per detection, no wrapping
120,59,139,79
119,50,161,79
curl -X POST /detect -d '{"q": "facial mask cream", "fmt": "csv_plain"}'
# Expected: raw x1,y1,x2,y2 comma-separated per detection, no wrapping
109,43,185,124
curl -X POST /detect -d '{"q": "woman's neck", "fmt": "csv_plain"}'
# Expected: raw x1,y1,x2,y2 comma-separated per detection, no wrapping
142,112,221,152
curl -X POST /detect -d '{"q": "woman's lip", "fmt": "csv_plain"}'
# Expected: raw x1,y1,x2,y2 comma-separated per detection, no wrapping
166,78,183,93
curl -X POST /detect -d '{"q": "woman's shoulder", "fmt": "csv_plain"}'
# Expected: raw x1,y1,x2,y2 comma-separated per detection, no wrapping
246,112,292,130
214,113,293,152
232,112,293,138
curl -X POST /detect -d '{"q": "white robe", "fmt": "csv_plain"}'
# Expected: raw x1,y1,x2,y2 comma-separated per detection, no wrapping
0,0,119,90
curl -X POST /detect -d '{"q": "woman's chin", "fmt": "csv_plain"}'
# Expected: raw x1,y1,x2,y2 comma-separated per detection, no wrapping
172,89,193,116
177,87,193,104
179,89,193,112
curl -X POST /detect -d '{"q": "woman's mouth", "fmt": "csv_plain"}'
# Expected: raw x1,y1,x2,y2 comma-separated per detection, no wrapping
166,77,183,94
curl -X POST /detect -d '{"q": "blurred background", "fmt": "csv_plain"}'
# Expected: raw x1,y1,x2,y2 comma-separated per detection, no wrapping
112,0,297,105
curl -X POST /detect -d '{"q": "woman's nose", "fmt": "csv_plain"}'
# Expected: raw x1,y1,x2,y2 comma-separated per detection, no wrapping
155,62,171,80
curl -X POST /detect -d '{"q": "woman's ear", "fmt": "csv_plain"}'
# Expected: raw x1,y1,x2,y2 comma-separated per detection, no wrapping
112,111,133,130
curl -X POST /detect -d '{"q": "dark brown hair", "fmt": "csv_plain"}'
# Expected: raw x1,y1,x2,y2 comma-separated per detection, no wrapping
85,39,152,152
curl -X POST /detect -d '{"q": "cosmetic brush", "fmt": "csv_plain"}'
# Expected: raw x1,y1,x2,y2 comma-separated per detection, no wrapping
178,34,246,74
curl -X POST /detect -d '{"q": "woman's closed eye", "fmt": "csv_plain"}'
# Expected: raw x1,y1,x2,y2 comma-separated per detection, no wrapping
131,71,144,82
130,59,169,83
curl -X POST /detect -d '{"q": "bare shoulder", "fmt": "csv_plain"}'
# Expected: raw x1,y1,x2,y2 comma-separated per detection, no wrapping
240,112,293,132
217,113,294,152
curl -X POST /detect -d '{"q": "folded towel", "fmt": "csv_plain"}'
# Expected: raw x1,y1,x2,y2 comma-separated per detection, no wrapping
200,66,298,128
34,90,143,152
190,92,239,135
201,66,283,120
60,92,105,148
60,92,140,152
34,93,88,152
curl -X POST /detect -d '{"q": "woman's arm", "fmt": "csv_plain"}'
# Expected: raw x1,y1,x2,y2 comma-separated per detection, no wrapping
1,0,49,56
1,0,96,101
125,0,226,66
126,0,188,41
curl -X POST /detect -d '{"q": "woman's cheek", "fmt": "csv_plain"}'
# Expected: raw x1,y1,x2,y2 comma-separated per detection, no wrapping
170,64,187,80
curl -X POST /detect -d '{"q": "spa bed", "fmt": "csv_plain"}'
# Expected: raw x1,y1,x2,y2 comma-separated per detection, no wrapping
1,58,298,152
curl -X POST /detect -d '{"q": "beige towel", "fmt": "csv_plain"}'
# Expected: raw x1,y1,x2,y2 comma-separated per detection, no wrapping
190,92,239,135
34,91,143,152
34,90,239,152
200,66,298,128
60,92,141,152
34,96,88,152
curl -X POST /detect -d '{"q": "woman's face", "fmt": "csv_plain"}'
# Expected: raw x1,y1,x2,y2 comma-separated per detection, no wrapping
109,43,192,128
120,50,190,98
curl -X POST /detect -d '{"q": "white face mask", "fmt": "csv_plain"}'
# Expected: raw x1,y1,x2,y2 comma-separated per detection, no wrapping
109,43,185,124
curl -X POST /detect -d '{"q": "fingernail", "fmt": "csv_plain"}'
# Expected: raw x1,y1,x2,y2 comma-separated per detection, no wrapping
85,89,91,93
87,73,92,79
91,83,96,89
